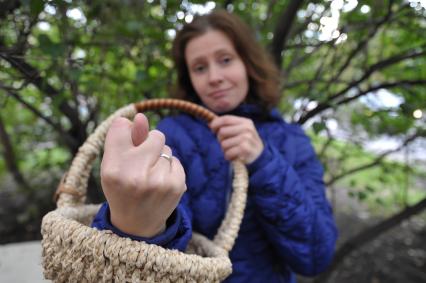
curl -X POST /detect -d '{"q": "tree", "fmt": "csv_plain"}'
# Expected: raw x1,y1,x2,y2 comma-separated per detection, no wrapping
0,0,425,279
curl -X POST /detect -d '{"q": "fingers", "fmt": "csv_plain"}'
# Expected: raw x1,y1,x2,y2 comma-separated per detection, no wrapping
209,115,241,133
105,115,185,192
104,117,133,155
138,130,166,166
150,144,186,195
216,124,245,141
154,145,185,181
157,145,173,171
220,135,241,152
161,145,172,157
222,145,241,161
171,157,187,193
106,113,149,153
210,115,253,140
210,115,263,164
105,115,166,168
131,113,149,146
220,135,250,161
211,117,255,146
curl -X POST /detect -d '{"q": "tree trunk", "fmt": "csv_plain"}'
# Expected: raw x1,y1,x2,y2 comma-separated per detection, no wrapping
270,0,306,68
0,114,30,190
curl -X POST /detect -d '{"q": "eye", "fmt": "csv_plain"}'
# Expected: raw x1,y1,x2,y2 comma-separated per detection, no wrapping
192,64,206,74
220,56,232,65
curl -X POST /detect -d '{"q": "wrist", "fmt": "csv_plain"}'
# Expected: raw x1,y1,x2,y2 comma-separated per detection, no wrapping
110,212,166,238
246,143,264,164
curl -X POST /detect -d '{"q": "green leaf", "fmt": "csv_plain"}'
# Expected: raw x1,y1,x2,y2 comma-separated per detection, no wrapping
357,191,367,200
136,70,147,82
312,121,326,134
375,198,385,206
30,0,45,16
148,66,159,78
37,34,65,57
365,185,375,193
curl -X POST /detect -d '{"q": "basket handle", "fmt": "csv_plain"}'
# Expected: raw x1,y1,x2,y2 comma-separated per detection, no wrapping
55,98,248,252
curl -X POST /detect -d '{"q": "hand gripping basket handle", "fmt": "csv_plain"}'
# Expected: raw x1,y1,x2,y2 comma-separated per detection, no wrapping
55,98,248,252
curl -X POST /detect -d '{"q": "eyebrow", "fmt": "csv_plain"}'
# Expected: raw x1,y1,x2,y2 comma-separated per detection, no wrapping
188,48,235,64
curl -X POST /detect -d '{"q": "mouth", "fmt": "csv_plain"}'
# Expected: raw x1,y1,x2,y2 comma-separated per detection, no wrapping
209,88,231,98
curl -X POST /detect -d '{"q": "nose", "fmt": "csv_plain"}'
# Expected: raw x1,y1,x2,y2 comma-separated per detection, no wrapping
208,65,223,85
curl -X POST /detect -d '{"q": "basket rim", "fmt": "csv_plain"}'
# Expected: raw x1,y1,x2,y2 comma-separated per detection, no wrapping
42,206,232,272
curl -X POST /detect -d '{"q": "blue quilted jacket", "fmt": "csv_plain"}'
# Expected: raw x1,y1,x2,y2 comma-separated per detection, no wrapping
92,104,338,282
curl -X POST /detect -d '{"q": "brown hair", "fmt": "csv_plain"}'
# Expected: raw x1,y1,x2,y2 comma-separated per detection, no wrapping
171,10,281,112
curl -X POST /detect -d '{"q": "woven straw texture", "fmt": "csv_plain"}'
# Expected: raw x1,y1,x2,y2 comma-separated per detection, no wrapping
41,99,249,282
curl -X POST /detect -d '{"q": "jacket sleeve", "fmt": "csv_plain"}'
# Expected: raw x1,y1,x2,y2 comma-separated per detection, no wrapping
247,124,338,276
91,200,191,251
91,117,193,252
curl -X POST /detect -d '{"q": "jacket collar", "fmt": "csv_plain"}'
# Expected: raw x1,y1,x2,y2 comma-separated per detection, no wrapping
222,104,283,122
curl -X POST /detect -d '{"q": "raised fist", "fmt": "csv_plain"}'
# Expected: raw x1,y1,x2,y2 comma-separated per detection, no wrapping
100,113,186,237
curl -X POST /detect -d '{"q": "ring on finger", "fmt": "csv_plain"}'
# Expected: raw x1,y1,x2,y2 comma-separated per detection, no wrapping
159,153,172,164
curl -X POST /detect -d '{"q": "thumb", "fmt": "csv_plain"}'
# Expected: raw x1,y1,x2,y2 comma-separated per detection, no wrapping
131,113,149,146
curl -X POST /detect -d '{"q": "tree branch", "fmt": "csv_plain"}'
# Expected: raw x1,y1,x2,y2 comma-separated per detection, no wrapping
284,39,329,80
315,196,426,283
282,1,332,79
270,0,306,68
0,51,86,153
298,48,426,124
320,0,395,95
325,130,423,186
335,79,426,107
223,0,233,9
296,45,337,119
284,1,332,47
0,84,78,149
319,122,335,159
330,48,426,102
0,0,21,20
285,77,351,89
265,0,278,23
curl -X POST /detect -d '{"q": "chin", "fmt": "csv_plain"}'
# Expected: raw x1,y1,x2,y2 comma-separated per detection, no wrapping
202,97,240,113
212,105,235,114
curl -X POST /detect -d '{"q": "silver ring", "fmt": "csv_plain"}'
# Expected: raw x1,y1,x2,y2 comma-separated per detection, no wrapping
159,153,172,164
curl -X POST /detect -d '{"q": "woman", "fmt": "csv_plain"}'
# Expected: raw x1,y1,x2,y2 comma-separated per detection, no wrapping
93,10,338,282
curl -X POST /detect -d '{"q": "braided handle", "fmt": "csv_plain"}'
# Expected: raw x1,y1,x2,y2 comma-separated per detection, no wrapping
55,99,248,251
134,98,217,122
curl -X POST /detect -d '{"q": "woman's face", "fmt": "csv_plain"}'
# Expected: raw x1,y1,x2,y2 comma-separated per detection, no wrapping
185,30,249,113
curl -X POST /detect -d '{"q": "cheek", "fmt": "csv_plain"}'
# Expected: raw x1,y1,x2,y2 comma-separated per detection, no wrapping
242,75,249,93
189,74,204,94
235,64,249,90
238,70,249,97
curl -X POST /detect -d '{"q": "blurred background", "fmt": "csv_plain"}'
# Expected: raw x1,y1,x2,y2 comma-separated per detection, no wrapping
0,0,425,282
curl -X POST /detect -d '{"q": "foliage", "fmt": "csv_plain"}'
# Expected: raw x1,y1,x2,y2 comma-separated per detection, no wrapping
310,133,426,215
0,0,425,258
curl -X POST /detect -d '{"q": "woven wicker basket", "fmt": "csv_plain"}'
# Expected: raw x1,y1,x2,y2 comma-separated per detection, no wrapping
41,99,248,282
